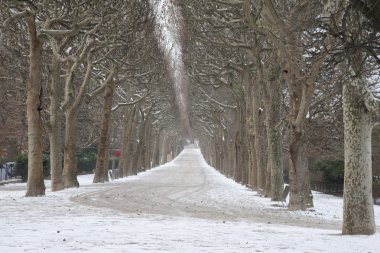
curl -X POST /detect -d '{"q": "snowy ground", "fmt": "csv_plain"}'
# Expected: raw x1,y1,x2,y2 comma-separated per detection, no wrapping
1,146,380,252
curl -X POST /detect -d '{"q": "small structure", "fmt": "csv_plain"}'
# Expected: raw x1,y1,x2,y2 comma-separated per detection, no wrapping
0,162,17,181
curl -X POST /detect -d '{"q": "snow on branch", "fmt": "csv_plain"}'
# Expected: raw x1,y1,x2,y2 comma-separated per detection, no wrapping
199,86,237,109
39,17,93,37
111,93,149,111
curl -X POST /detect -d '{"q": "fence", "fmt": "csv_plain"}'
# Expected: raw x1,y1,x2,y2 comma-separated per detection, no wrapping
0,163,21,181
310,181,344,196
311,182,380,206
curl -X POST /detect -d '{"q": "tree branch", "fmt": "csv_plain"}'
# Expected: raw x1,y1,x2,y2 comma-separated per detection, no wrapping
111,93,148,111
199,86,237,109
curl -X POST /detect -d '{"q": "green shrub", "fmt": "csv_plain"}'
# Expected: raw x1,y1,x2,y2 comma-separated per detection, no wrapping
14,149,98,181
42,154,50,178
76,148,97,173
315,160,344,184
108,157,119,170
16,154,28,182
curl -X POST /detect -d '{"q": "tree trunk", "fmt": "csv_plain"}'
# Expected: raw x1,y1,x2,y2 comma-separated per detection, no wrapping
62,57,93,188
162,134,168,164
264,64,284,201
62,108,80,188
119,106,136,177
228,135,236,178
216,130,223,174
252,78,266,193
25,13,46,197
246,88,257,189
210,139,215,167
211,139,216,168
152,130,160,167
137,117,150,172
118,109,128,178
93,84,114,183
132,112,146,173
265,156,272,196
267,111,283,201
144,123,153,169
240,107,249,186
49,56,64,191
342,78,376,235
234,108,244,183
222,131,229,175
207,138,214,167
288,87,312,210
128,109,139,174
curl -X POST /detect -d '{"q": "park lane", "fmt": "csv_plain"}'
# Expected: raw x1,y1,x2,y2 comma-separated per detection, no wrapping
72,146,340,229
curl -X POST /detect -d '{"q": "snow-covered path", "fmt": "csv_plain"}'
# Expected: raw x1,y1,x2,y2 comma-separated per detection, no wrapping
73,147,338,229
1,146,380,252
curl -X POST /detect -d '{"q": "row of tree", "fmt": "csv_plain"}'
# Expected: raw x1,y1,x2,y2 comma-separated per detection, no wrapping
179,0,380,235
1,0,379,236
0,0,187,197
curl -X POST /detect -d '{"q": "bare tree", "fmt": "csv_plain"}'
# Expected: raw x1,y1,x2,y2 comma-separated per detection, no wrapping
323,0,380,235
2,3,47,196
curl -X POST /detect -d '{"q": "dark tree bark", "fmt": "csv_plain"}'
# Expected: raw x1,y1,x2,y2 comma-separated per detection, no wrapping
252,77,266,193
49,56,64,191
119,107,136,177
93,84,114,183
25,12,46,197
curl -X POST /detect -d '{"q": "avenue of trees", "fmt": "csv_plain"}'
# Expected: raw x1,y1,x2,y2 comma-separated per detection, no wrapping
180,0,380,235
0,0,182,193
0,0,379,236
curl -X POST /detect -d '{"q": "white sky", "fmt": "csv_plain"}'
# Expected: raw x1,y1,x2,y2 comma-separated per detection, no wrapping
152,0,192,136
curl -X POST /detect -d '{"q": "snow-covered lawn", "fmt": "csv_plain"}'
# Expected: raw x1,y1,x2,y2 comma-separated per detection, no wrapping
1,147,380,252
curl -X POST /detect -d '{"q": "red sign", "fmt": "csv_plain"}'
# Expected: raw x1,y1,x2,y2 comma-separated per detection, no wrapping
114,150,121,157
114,149,127,157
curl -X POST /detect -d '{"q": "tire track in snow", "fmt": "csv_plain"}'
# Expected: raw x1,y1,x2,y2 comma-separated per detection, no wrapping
72,146,341,230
